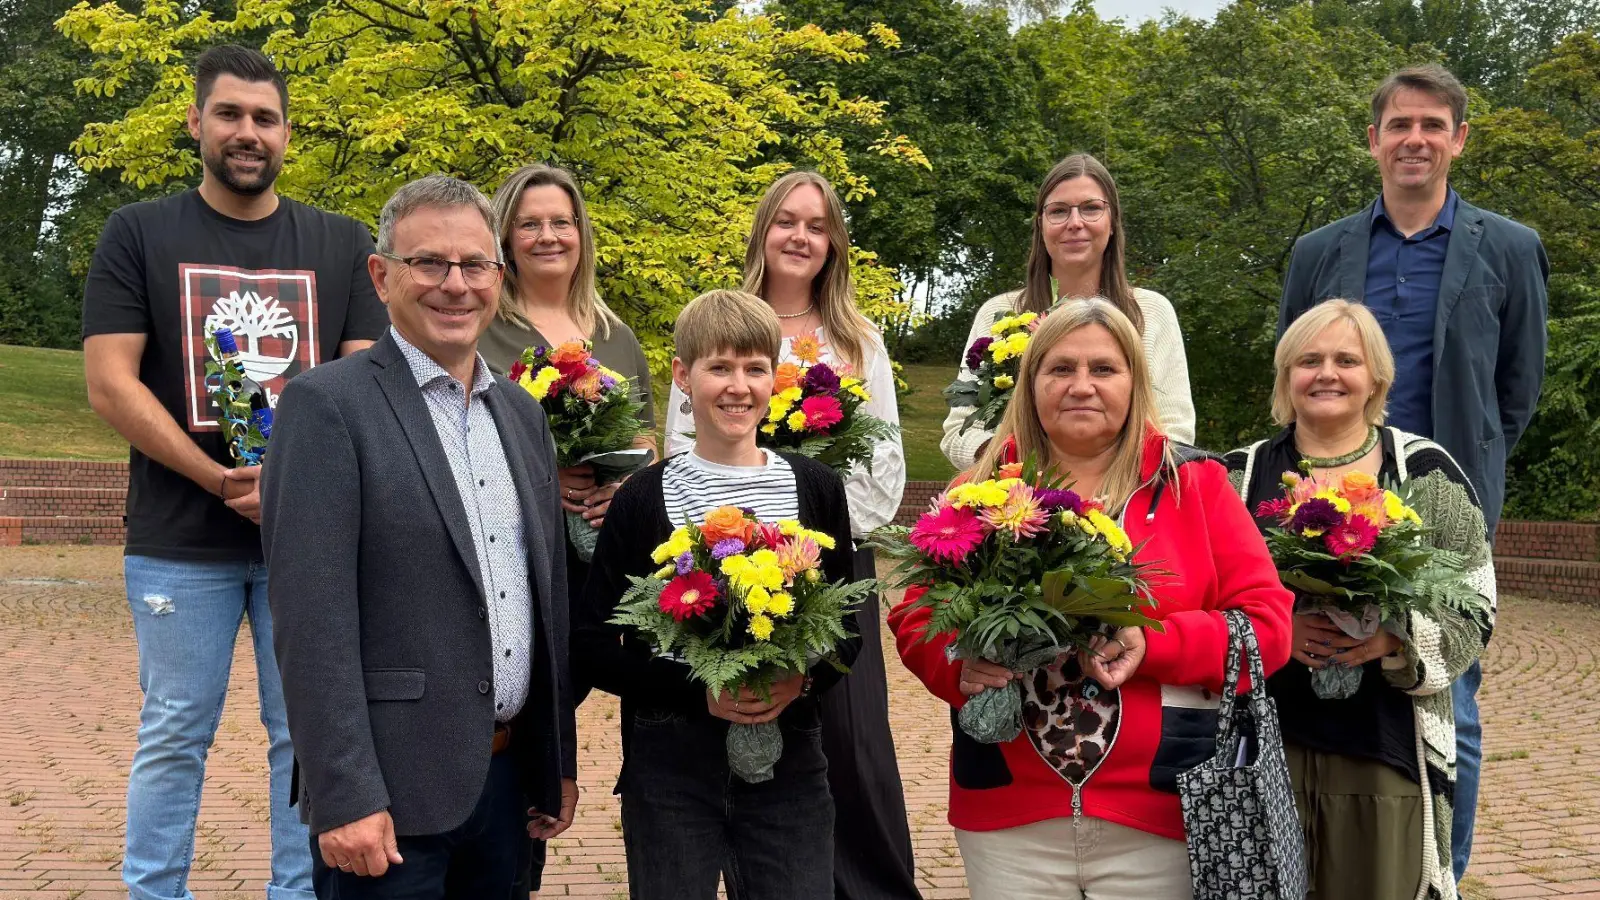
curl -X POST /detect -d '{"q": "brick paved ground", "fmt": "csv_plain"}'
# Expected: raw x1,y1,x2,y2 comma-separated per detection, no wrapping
1,546,1596,899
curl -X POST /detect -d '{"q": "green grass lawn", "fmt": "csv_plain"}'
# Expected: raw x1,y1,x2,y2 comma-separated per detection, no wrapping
0,345,126,460
0,343,957,481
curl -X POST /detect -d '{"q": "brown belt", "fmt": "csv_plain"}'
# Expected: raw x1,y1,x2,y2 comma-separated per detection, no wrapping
492,723,512,755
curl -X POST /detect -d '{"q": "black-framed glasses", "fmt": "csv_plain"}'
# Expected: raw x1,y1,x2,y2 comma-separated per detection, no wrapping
1042,200,1110,225
516,217,577,237
381,254,505,288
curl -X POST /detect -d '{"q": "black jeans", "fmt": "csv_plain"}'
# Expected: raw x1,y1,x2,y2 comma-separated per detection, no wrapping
310,752,527,899
621,710,835,900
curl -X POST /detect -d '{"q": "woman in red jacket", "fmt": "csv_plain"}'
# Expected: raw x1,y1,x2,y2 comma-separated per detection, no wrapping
888,299,1293,899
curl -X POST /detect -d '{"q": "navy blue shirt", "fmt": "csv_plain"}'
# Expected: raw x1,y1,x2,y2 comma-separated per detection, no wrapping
1364,190,1458,438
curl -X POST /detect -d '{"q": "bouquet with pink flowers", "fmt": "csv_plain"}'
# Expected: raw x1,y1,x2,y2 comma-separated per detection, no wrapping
869,459,1160,742
1256,468,1476,698
510,340,651,559
756,340,897,476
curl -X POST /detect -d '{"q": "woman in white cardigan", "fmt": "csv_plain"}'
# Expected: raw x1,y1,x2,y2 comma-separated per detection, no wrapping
941,153,1195,470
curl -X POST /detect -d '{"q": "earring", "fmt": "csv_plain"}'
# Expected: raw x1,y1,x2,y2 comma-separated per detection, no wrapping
679,394,692,416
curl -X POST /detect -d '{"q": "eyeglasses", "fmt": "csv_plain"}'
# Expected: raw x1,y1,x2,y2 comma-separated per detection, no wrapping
516,217,577,237
1042,201,1110,225
381,254,505,289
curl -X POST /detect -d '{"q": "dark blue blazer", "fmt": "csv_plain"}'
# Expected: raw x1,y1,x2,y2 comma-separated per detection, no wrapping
1278,195,1549,534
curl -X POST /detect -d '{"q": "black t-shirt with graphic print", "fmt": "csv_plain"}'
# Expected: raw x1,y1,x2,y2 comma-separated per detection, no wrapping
82,189,388,561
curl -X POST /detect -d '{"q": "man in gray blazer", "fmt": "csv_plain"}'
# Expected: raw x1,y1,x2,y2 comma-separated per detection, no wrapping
262,175,578,898
1278,64,1548,882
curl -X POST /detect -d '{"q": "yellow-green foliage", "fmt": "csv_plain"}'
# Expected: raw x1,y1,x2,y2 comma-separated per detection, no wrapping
58,0,929,373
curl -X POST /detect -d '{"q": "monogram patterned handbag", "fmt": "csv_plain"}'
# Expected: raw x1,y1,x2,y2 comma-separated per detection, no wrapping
1177,609,1307,900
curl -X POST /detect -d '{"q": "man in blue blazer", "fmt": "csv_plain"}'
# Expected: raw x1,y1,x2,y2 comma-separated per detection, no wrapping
1278,64,1549,884
263,175,578,898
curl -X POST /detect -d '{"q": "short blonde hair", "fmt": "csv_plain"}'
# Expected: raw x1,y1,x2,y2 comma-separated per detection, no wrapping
972,298,1172,513
673,290,781,369
1273,299,1395,426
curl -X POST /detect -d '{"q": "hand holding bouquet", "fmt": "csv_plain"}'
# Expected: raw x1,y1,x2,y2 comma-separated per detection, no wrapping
870,459,1160,743
610,506,874,782
510,341,651,559
944,311,1043,435
755,336,897,476
1256,468,1477,699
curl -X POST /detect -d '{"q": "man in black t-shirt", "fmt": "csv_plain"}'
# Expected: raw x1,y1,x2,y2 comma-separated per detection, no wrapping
81,45,387,900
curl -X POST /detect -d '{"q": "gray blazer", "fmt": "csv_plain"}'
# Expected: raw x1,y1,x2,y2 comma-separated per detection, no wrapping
261,331,575,837
1278,195,1549,534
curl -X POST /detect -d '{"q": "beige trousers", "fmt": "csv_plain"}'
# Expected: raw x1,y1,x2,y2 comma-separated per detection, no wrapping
956,816,1194,900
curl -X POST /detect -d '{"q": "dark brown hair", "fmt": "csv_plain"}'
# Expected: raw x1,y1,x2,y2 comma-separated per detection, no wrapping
1371,64,1468,130
1018,153,1143,333
195,45,288,117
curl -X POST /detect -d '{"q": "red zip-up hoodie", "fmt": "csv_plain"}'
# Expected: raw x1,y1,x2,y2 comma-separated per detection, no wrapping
888,431,1293,840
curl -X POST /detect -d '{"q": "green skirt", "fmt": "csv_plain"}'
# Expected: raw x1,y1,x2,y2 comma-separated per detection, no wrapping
1286,743,1425,900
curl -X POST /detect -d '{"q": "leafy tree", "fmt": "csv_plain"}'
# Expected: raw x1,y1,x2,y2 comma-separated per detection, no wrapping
1461,31,1600,519
57,0,926,369
1116,3,1407,447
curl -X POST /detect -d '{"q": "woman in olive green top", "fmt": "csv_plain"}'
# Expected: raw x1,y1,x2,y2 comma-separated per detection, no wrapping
483,162,656,900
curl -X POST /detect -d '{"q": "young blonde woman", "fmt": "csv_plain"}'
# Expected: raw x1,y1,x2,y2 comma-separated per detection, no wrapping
664,172,918,900
483,163,657,899
940,153,1195,470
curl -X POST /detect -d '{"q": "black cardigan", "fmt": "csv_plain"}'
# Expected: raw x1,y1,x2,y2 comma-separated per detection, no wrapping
573,452,862,756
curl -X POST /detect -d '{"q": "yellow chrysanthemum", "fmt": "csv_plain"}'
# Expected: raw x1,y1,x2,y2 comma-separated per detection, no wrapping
1088,510,1133,554
761,424,778,436
654,564,675,579
947,481,1009,509
1005,332,1030,356
768,592,795,618
993,374,1015,390
651,527,693,564
721,554,752,580
1313,488,1352,514
847,385,869,400
786,411,808,431
744,586,771,615
1016,312,1039,327
990,341,1015,364
524,366,562,401
1077,515,1099,538
1382,491,1422,525
778,520,803,536
989,316,1017,336
748,614,774,641
840,376,862,389
779,387,803,403
768,396,791,422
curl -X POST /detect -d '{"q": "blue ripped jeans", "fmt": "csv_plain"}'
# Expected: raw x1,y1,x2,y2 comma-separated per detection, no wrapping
122,555,312,900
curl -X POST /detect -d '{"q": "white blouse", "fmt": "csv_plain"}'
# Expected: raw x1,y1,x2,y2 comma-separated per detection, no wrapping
939,287,1196,470
665,327,907,539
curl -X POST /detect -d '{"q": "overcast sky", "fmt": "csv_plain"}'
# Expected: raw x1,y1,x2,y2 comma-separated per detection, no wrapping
1093,0,1230,23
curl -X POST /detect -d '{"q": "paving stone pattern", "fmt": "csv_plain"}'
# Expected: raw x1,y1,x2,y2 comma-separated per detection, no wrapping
1,547,1597,899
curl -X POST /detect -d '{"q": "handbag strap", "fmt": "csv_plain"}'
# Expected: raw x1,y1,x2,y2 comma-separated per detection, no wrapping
1213,609,1270,751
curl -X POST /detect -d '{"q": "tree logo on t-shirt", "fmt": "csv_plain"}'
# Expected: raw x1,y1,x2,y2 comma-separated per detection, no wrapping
182,263,319,430
204,290,300,383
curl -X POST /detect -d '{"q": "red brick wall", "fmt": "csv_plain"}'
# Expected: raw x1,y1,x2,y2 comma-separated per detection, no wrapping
1494,520,1599,562
0,487,125,517
0,459,129,491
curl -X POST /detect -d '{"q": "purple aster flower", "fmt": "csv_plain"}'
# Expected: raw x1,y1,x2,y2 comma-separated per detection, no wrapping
711,538,747,560
533,346,547,358
803,362,841,395
674,551,695,576
1289,497,1344,535
1035,488,1083,514
599,374,618,390
741,506,758,517
966,337,994,371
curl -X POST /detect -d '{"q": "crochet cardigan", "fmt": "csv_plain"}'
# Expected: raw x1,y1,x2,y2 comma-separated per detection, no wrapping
1224,427,1497,900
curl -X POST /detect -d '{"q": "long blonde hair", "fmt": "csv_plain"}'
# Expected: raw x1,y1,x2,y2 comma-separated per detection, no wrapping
1018,154,1143,333
972,299,1171,513
741,171,876,373
490,163,620,340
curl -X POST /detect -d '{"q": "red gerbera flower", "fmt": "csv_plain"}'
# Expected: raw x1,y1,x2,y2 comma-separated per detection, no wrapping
909,504,987,565
658,571,720,621
1254,496,1291,521
1324,515,1380,562
508,359,528,382
801,395,844,432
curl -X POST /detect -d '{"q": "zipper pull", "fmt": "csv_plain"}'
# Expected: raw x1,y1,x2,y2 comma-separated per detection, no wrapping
1071,784,1084,820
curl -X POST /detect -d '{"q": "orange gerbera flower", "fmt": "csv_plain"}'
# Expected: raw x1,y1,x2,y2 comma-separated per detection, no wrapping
774,362,803,393
791,334,824,365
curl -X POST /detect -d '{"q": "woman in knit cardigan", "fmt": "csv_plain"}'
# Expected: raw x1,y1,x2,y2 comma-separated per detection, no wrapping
1224,299,1496,900
940,153,1194,469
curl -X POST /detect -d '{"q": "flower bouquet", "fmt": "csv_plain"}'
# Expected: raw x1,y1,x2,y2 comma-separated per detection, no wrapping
943,311,1043,435
510,341,651,560
1256,468,1478,699
869,459,1160,743
754,336,897,476
610,505,875,782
